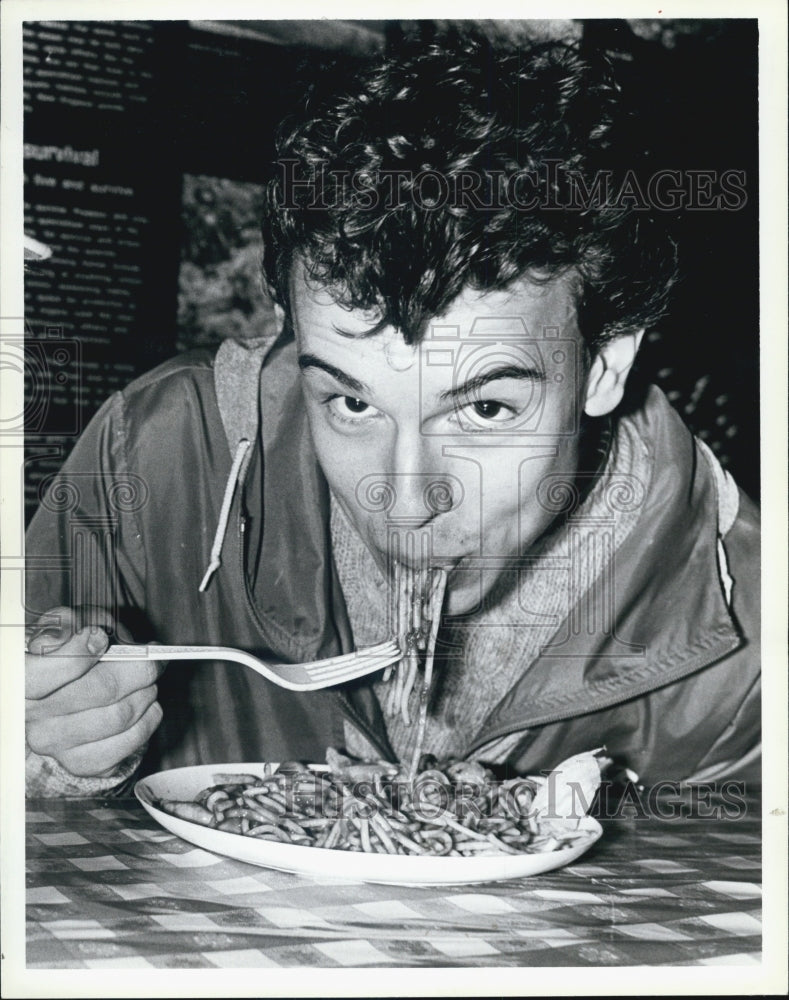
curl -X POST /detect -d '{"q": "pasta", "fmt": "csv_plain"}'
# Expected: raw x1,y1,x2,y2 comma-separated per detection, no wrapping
156,754,572,857
382,556,448,780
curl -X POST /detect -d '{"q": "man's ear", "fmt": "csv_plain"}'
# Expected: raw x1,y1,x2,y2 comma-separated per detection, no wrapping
583,329,644,418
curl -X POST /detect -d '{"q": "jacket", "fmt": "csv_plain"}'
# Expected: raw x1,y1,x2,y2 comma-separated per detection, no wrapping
25,333,761,788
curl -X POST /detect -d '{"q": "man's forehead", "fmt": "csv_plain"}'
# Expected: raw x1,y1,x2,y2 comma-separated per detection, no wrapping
289,264,583,344
289,264,381,332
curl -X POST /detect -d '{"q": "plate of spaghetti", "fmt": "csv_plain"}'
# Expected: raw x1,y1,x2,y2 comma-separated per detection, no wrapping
135,750,604,885
135,560,604,884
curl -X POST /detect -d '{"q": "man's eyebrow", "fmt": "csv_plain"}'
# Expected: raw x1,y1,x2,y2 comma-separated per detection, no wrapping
439,364,546,403
297,353,369,396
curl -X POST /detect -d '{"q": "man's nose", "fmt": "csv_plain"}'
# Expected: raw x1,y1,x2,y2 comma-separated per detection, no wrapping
384,430,459,525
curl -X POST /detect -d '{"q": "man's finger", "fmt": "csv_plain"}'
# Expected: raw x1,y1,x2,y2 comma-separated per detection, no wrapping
26,606,116,652
25,658,165,719
25,606,75,653
56,701,164,778
27,685,159,757
25,626,110,700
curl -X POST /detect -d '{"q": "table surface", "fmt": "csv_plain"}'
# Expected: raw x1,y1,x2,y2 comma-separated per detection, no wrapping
26,789,762,970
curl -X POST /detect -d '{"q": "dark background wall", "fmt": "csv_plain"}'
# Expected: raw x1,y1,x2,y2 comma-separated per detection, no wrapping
23,19,760,522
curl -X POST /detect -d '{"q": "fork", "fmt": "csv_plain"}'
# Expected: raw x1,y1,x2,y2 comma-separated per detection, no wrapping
99,640,402,692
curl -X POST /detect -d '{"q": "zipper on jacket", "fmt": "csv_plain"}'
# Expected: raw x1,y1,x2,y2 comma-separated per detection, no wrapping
335,690,397,763
236,504,299,655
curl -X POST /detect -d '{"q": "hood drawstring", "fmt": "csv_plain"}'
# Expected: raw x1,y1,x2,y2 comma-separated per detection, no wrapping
199,438,251,593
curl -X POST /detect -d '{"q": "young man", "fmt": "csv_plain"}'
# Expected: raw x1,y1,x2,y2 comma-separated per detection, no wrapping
24,32,760,795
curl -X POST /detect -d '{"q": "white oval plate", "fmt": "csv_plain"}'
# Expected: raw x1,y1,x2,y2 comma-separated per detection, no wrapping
135,763,603,886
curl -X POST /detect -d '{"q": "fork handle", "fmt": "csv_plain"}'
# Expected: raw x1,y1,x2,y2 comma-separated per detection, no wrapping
99,642,399,666
100,644,236,661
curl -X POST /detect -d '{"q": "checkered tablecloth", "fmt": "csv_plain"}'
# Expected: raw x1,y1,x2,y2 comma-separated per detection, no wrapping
26,791,761,968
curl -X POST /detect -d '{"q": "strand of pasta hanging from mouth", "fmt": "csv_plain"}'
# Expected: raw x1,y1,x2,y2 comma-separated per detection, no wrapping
384,562,428,722
381,550,448,778
409,567,447,782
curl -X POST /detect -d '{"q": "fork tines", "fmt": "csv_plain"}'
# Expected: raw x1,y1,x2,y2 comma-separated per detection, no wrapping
308,641,401,681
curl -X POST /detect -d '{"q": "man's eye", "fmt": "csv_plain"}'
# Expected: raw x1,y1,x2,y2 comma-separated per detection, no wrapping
450,398,518,432
325,394,381,425
343,397,369,414
465,399,514,422
472,400,505,419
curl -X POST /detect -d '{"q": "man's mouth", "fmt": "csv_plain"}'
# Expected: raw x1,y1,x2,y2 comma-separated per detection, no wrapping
390,554,460,569
374,550,464,584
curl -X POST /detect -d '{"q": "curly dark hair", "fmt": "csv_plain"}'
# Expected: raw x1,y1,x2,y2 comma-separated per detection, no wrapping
262,28,677,350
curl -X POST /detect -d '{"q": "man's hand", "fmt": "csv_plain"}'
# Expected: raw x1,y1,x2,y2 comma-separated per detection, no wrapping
25,607,164,778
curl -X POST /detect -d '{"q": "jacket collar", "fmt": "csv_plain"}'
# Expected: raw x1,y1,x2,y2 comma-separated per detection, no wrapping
469,384,742,746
